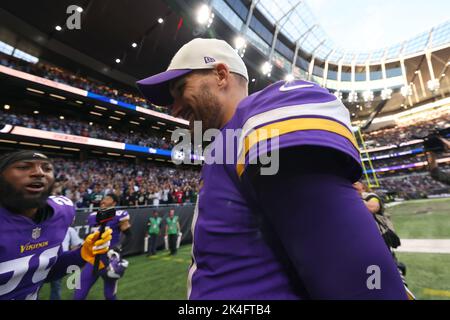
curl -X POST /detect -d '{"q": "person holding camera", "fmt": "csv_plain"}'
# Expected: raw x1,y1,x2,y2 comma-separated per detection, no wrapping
353,181,415,299
73,193,132,300
425,136,450,185
353,181,401,250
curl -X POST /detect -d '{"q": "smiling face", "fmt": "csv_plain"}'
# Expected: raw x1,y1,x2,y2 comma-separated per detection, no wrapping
169,69,225,133
0,160,55,212
100,195,116,209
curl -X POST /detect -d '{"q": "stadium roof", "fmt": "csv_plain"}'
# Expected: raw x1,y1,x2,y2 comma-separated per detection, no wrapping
0,0,448,122
0,0,196,88
254,0,450,65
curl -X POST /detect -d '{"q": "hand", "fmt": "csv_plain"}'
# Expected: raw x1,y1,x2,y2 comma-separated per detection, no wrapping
438,137,450,151
81,229,113,269
426,152,438,170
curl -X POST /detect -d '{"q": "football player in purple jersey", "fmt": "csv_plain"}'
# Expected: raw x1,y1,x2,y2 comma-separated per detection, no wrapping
73,193,131,300
136,38,411,299
0,150,112,300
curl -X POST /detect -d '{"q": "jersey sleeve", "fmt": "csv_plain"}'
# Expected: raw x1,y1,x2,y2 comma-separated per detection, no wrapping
245,168,408,299
48,196,76,227
87,212,98,228
236,80,362,181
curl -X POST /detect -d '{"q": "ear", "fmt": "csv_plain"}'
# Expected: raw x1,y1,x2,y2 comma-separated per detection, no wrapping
214,63,230,87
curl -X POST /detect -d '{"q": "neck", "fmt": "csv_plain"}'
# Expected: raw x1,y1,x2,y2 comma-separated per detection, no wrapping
221,88,248,128
8,206,38,219
23,208,39,219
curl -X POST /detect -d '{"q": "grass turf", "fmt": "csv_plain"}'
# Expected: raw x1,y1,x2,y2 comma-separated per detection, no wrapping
39,246,191,300
387,198,450,239
388,198,450,300
395,252,450,300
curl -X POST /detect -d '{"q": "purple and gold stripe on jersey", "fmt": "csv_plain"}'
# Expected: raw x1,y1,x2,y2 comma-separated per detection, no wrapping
236,116,359,177
235,93,360,177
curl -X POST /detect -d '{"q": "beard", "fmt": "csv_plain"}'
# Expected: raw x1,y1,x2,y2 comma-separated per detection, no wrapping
191,84,224,134
0,176,54,213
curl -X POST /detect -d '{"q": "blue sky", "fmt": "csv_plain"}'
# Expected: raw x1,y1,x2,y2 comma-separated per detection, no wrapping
305,0,450,51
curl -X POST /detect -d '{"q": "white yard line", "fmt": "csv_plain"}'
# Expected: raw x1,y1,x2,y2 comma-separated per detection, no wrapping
394,239,450,254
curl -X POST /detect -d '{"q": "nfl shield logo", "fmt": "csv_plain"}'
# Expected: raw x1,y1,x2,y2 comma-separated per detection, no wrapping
32,227,41,240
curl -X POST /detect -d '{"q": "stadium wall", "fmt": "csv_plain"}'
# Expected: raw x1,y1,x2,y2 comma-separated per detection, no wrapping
73,206,195,256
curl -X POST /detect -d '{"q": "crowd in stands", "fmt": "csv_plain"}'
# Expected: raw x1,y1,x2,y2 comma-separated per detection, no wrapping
0,52,169,114
363,144,424,159
0,110,174,149
51,158,200,209
363,114,448,147
378,171,449,199
2,52,448,149
49,150,447,206
2,105,448,200
363,114,450,147
365,155,428,169
3,52,448,150
2,52,449,200
49,156,447,207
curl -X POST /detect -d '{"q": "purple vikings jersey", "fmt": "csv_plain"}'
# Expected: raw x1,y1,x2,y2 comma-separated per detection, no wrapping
73,210,129,300
187,80,362,299
87,210,129,248
0,196,75,300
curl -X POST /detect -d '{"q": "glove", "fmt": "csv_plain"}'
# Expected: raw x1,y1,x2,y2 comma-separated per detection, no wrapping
106,250,129,279
81,228,113,269
107,249,121,260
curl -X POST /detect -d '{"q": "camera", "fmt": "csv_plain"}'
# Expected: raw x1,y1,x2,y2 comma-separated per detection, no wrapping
96,207,116,225
413,127,449,153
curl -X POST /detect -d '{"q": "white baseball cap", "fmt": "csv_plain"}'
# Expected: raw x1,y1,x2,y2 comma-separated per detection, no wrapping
136,38,248,106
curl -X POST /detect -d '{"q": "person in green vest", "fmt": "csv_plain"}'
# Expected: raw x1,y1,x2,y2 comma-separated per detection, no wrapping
165,209,181,255
147,210,162,256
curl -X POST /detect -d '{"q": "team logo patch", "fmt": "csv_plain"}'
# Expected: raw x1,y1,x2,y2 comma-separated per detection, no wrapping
204,56,216,64
32,227,41,240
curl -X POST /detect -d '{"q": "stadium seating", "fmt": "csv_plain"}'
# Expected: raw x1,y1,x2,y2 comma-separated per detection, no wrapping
378,172,449,199
52,158,200,209
0,53,170,114
0,109,173,149
362,115,448,147
1,39,449,202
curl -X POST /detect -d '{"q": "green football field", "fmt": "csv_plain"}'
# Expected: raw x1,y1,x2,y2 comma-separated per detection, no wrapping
39,198,450,300
387,198,450,300
389,198,450,239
